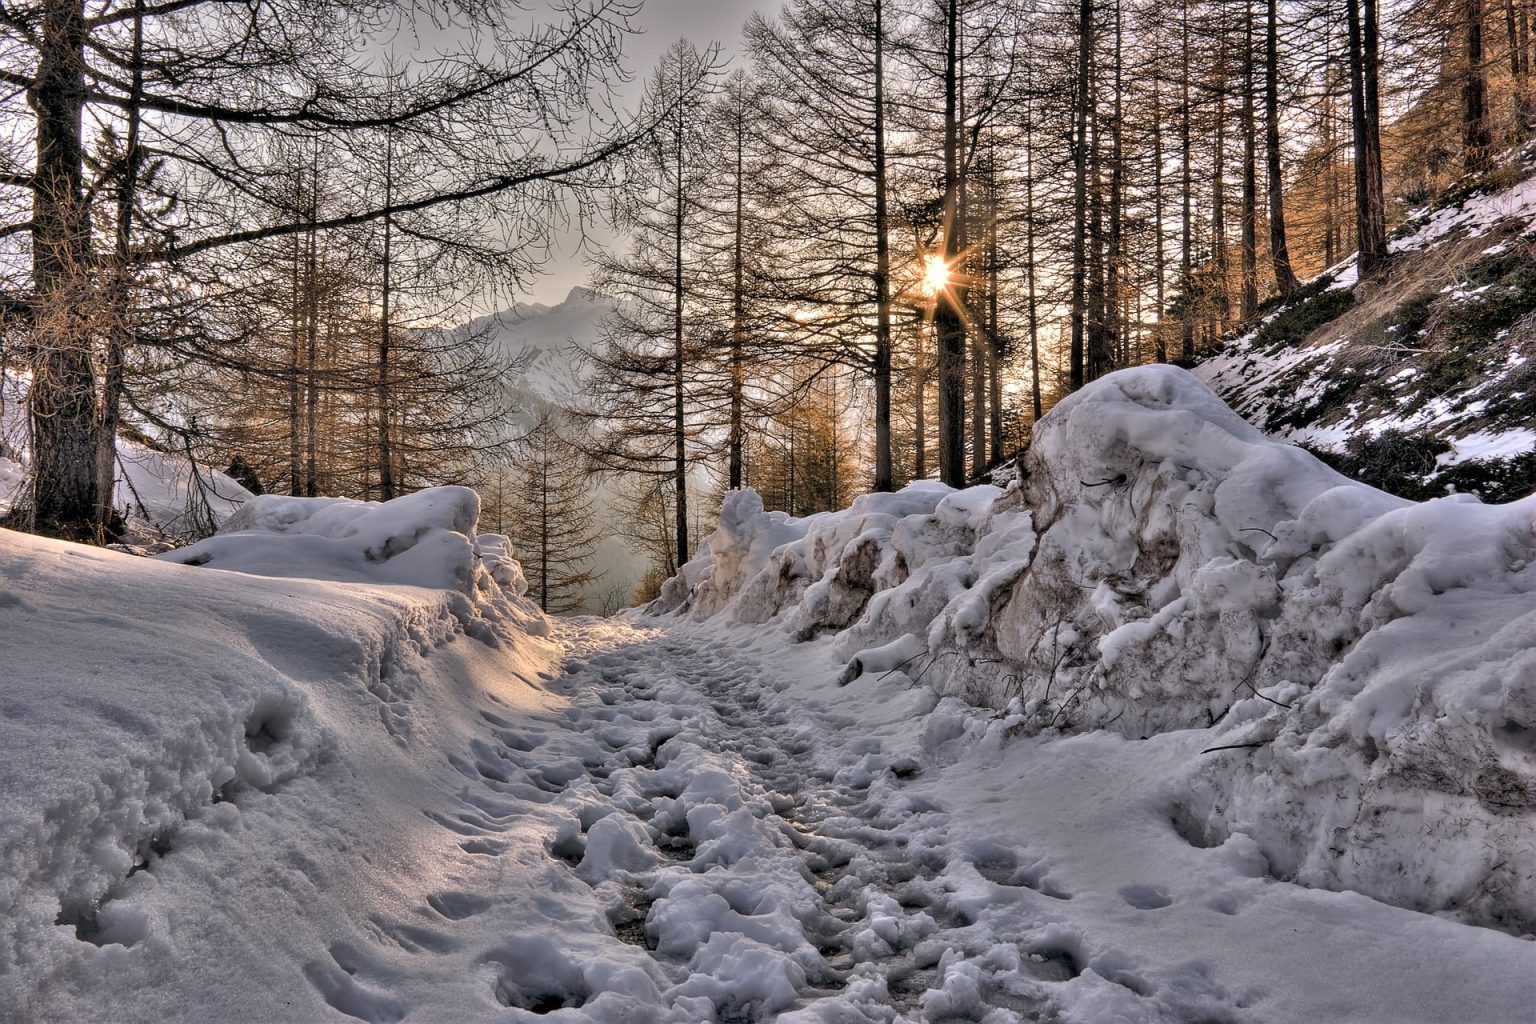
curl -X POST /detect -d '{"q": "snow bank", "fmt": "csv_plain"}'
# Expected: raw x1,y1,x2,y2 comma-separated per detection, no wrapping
158,486,546,639
0,523,562,1021
655,365,1536,932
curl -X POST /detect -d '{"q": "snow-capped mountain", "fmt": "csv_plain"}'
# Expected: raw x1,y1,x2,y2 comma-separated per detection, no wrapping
464,285,616,421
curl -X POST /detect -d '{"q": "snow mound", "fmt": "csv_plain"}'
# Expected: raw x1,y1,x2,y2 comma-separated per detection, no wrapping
158,486,547,638
655,365,1536,931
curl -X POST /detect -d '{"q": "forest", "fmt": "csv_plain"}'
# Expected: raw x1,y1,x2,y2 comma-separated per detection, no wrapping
1,0,1531,609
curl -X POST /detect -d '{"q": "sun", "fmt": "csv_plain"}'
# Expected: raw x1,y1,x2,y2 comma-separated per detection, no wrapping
922,253,950,296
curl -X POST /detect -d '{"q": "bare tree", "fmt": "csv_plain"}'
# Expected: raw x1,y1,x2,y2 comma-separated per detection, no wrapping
1,0,657,540
508,410,604,614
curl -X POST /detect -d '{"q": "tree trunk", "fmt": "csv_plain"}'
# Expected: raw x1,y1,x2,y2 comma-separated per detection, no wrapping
729,89,746,491
1025,88,1043,422
94,0,145,537
1323,32,1340,268
962,44,984,478
1241,0,1259,319
378,133,395,500
1265,0,1300,295
26,0,99,541
288,223,302,496
935,0,967,487
1364,0,1386,268
1508,0,1534,130
1180,0,1195,360
304,195,320,498
1464,0,1492,172
539,455,549,612
1152,53,1168,363
1070,0,1094,388
1212,31,1230,337
672,89,689,568
1088,100,1109,381
873,0,894,492
915,326,928,479
1107,0,1124,370
986,148,1002,463
1347,0,1388,275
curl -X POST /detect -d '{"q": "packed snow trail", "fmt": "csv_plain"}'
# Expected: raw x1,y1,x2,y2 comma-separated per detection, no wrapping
349,616,1532,1024
440,617,1164,1023
1,534,1531,1022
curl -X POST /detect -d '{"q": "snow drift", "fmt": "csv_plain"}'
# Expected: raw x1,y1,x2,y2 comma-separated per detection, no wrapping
159,486,546,641
651,365,1536,933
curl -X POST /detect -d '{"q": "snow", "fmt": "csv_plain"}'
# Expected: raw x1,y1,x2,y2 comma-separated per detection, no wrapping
3,366,1534,1022
1,370,253,539
158,487,548,639
1390,169,1536,252
654,366,1536,935
0,519,563,1021
1443,427,1536,464
114,444,252,536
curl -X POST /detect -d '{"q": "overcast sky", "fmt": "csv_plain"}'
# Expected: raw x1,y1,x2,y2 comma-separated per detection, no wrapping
519,0,782,307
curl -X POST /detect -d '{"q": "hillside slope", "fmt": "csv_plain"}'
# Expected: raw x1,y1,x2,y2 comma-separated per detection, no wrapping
1196,145,1536,501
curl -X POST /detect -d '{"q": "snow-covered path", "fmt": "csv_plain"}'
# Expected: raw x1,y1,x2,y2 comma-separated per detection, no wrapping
3,500,1532,1023
367,617,1535,1024
8,368,1536,1022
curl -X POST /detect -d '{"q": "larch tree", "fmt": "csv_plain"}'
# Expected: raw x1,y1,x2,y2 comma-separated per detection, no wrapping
509,410,604,615
0,0,654,541
746,0,901,491
584,39,723,572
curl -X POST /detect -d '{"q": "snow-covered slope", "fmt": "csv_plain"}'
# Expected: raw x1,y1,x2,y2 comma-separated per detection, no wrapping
0,492,563,1021
652,366,1536,935
1196,146,1536,499
464,285,615,417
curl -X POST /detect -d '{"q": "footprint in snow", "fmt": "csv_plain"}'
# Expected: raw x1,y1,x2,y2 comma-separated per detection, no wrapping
303,942,405,1024
426,890,493,921
1119,884,1173,910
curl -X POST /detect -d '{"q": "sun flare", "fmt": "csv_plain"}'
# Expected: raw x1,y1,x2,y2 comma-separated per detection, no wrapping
922,253,950,296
